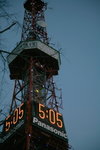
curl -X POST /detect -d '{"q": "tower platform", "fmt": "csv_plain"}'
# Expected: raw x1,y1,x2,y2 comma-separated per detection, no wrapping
7,40,61,79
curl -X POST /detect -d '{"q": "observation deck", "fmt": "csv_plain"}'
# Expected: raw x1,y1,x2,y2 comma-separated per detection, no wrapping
7,40,61,79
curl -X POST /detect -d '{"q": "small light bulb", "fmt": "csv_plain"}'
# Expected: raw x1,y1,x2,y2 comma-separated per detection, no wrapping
35,89,39,93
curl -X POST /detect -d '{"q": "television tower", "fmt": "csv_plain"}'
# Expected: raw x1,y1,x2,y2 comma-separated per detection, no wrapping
0,0,69,149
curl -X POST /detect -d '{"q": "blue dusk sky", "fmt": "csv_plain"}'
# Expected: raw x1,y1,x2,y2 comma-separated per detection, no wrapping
0,0,100,150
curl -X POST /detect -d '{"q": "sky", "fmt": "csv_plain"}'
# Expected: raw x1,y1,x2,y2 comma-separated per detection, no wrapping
0,0,100,150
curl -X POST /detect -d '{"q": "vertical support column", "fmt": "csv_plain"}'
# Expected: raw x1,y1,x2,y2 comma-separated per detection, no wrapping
25,57,33,150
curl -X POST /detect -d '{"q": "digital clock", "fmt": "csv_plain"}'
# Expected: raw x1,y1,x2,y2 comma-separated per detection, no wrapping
38,103,63,128
3,101,67,140
32,102,67,140
3,103,25,132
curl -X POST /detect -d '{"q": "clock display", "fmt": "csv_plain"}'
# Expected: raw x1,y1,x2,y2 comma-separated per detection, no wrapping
32,102,67,140
38,103,63,128
2,101,67,140
3,103,25,132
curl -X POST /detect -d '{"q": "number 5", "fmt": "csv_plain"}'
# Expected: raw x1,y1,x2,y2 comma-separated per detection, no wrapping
39,104,45,119
19,103,24,119
5,115,11,132
56,112,63,128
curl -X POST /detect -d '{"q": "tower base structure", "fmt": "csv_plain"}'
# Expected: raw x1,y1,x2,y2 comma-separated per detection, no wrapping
0,101,69,150
0,125,69,150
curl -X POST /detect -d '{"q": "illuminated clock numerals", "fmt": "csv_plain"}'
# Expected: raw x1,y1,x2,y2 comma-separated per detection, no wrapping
39,103,45,119
4,103,25,132
56,112,63,128
49,109,56,125
19,103,24,119
38,103,63,129
13,108,19,124
5,115,11,132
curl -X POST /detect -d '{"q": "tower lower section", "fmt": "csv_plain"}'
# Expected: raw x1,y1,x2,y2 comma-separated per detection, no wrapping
0,125,69,150
0,101,69,150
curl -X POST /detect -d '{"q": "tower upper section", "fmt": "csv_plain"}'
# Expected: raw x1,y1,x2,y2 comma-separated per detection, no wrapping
7,0,61,80
21,0,48,44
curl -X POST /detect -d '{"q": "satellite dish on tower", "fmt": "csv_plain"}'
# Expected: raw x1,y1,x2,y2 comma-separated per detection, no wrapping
37,20,47,28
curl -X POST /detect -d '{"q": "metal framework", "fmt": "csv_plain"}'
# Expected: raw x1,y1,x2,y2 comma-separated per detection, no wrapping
8,56,63,150
7,0,62,114
21,0,49,44
9,57,62,113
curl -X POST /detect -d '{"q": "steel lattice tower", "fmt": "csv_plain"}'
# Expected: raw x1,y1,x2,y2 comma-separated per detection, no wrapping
0,0,69,150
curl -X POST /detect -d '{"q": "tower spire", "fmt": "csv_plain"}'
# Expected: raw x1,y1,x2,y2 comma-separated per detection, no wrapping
21,0,49,44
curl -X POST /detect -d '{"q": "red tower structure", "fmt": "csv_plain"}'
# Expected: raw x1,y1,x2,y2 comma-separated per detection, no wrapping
0,0,69,150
